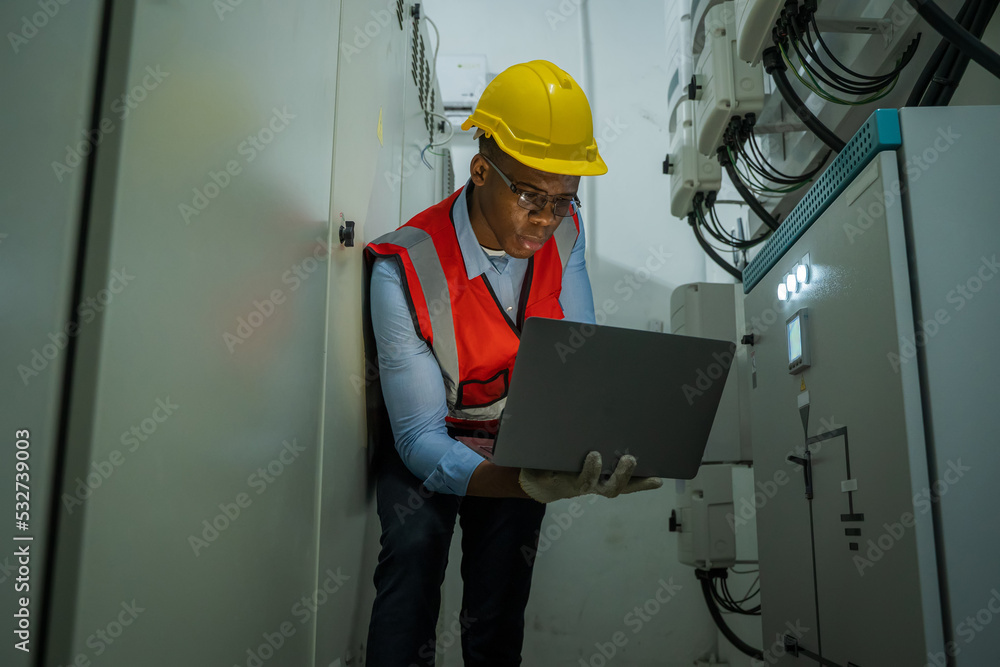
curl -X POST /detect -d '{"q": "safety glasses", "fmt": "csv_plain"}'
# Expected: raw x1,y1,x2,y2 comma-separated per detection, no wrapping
481,154,580,218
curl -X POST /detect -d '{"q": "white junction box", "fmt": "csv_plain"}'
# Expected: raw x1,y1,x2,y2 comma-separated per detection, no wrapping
735,0,783,65
695,0,765,156
668,100,723,218
670,282,752,463
674,464,737,570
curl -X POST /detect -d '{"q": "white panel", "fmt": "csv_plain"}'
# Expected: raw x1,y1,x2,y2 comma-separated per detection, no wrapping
896,106,1000,666
743,153,943,665
670,283,749,463
735,0,783,65
0,2,105,666
319,0,410,664
695,1,766,156
669,100,723,218
45,1,349,665
675,465,736,569
665,0,694,114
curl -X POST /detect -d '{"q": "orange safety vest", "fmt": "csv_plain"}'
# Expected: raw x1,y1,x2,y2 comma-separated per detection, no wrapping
364,186,580,459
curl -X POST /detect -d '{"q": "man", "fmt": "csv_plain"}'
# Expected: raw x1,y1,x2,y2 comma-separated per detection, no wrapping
363,60,662,666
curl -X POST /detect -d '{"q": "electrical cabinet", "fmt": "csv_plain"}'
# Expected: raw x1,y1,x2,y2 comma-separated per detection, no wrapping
671,282,752,463
2,1,447,666
742,106,1000,666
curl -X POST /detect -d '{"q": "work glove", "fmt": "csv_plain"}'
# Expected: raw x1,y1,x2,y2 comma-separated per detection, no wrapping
518,451,663,504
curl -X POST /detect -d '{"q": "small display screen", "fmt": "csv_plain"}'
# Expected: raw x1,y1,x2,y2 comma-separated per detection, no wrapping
787,315,802,364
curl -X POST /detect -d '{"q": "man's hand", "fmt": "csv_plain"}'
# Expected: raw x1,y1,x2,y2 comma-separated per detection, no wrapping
518,452,663,504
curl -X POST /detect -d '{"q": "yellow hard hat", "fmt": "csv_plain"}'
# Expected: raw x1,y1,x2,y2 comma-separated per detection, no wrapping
462,60,608,176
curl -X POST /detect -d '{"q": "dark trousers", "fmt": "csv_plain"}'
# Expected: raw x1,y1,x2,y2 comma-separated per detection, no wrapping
366,449,546,667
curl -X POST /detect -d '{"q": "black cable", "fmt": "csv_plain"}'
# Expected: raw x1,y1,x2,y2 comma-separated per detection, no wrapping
710,575,742,613
719,578,742,610
688,212,743,281
798,10,921,90
745,124,815,182
809,11,917,82
729,117,831,192
749,126,832,182
707,202,764,248
800,25,920,96
907,0,1000,80
790,15,906,95
784,7,892,95
907,37,951,105
697,570,764,660
727,574,761,605
937,0,1000,105
692,196,735,249
716,576,761,614
924,0,985,105
735,137,801,185
704,201,733,241
718,145,783,230
693,202,747,257
705,202,758,249
708,203,769,251
714,581,744,614
736,129,828,187
907,0,979,105
732,124,806,186
763,47,847,152
702,204,739,246
698,194,769,250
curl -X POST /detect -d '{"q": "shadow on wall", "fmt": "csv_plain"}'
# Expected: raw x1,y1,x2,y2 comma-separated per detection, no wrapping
519,490,716,666
586,253,679,332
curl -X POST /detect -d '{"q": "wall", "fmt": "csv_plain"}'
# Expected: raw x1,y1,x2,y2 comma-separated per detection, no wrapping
422,0,587,196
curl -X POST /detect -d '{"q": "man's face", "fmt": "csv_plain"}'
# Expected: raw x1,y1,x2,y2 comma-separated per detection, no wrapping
469,152,581,260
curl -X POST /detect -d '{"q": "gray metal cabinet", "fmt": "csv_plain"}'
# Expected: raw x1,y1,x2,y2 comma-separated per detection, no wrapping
2,1,445,665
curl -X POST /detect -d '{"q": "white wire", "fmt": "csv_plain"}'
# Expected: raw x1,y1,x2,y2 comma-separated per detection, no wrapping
419,14,452,152
427,111,454,147
425,15,440,91
418,13,452,163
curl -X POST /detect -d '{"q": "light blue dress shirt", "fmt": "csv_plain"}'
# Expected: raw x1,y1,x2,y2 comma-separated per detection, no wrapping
369,180,596,495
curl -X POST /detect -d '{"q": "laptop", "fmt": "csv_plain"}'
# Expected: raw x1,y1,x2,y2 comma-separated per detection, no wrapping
490,317,735,479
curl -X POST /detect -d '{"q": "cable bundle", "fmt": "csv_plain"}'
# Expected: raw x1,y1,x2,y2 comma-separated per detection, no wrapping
727,115,830,198
694,193,768,250
712,115,831,243
695,568,764,660
418,13,454,168
776,1,921,106
687,186,775,282
907,0,1000,106
906,0,1000,86
710,568,761,616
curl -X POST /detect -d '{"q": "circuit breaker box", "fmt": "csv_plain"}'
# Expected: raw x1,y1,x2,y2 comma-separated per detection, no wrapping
742,106,1000,666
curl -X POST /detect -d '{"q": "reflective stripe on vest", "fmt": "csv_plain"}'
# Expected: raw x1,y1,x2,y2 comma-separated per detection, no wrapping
552,207,578,274
366,187,580,435
375,225,462,386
